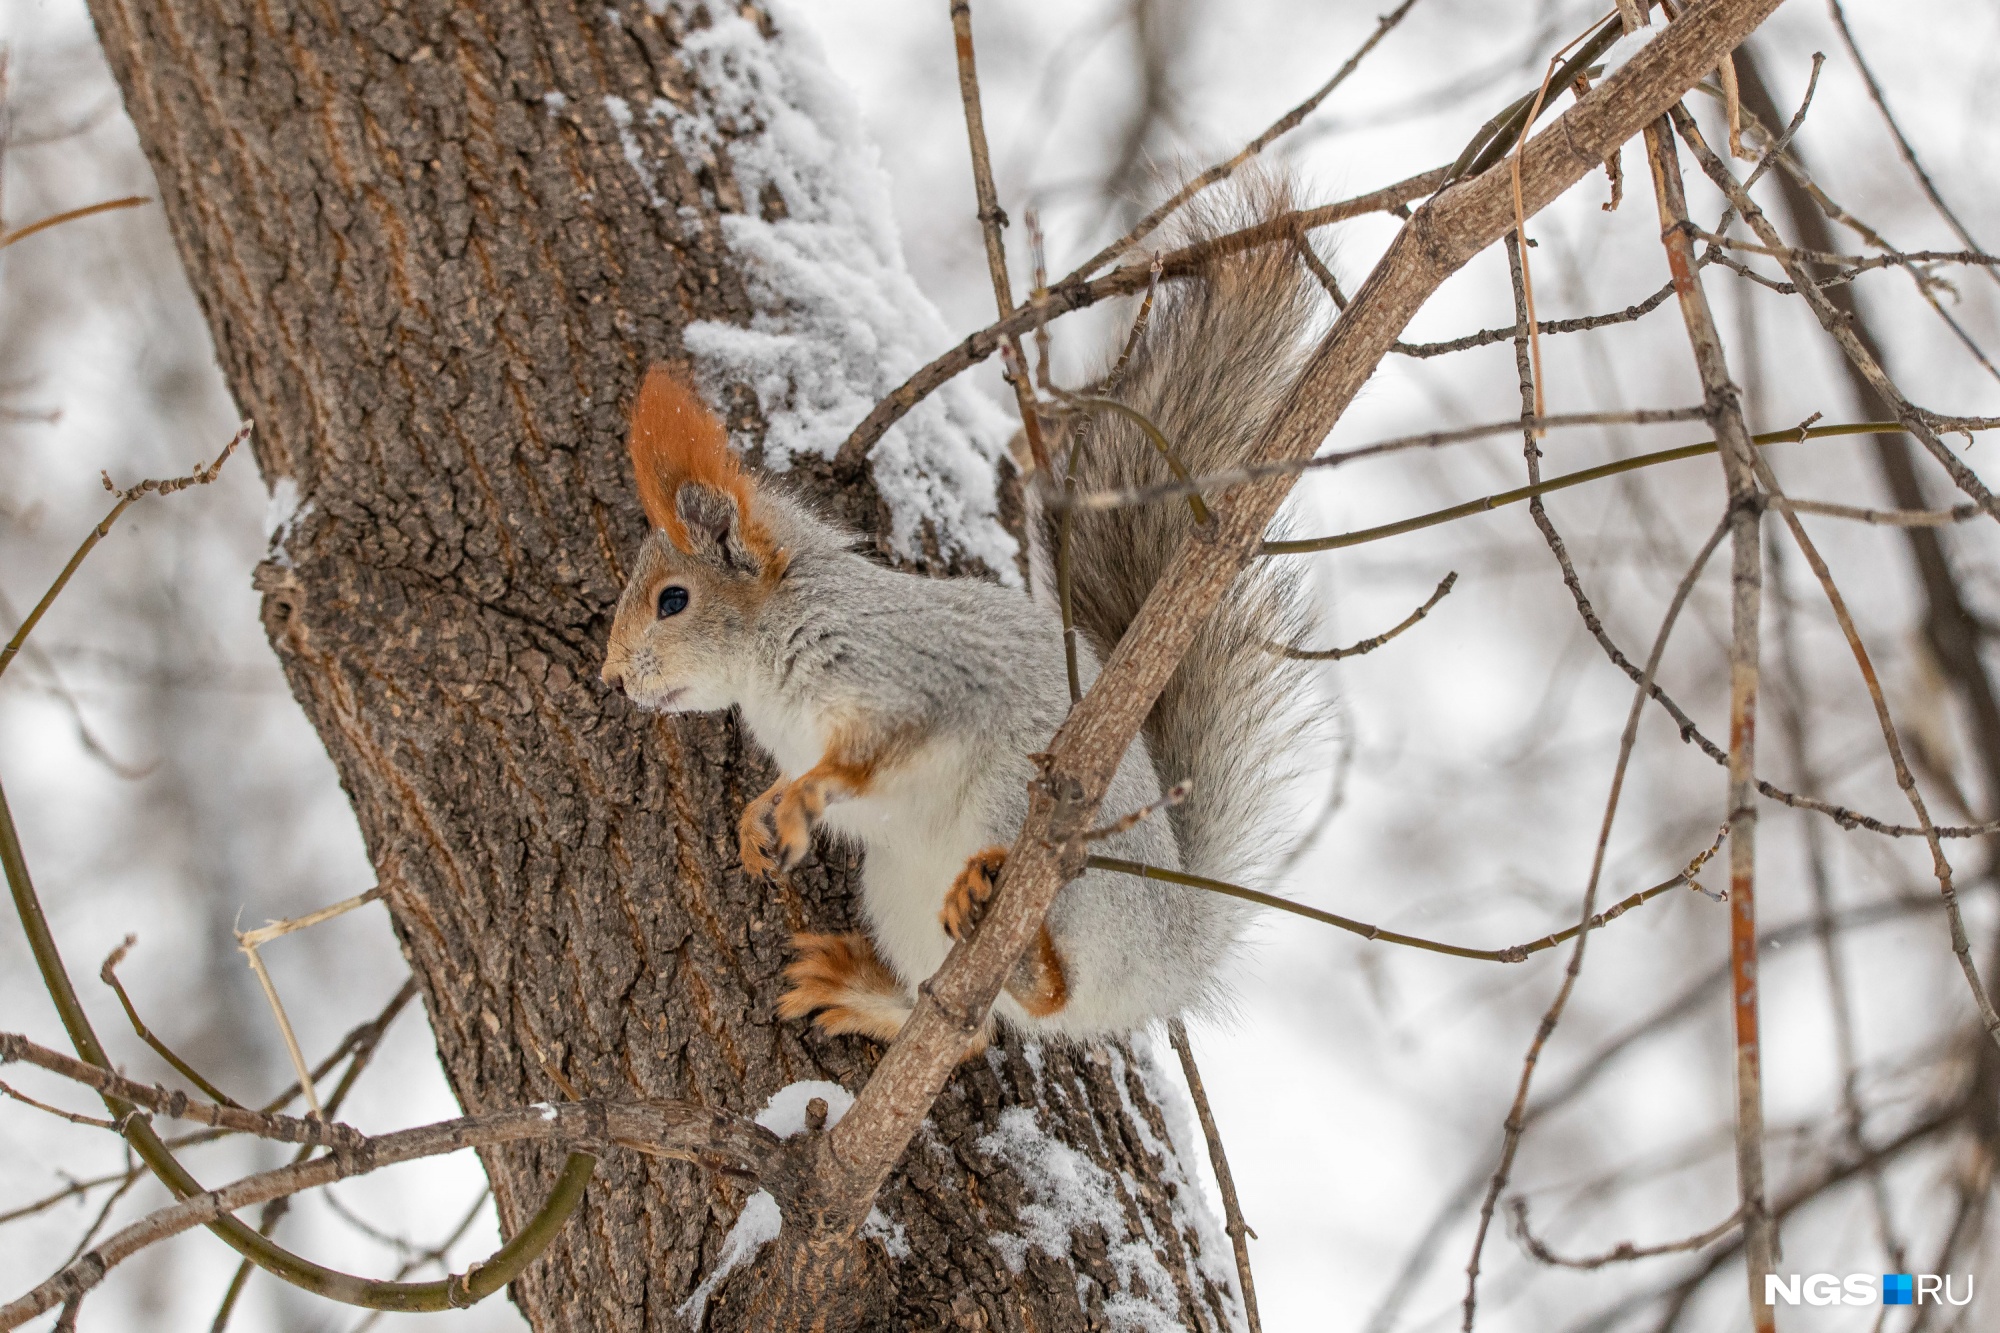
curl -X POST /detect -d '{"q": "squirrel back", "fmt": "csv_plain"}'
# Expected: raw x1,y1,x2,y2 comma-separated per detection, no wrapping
1035,182,1321,893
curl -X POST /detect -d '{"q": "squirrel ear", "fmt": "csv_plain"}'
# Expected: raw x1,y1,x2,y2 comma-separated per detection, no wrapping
625,366,774,562
675,481,769,576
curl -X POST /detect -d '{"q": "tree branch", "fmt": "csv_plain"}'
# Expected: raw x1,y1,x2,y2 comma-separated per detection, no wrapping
0,1100,778,1330
804,0,1792,1300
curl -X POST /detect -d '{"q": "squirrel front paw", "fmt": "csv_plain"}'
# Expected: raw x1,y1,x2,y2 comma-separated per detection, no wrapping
739,782,785,879
739,775,830,878
940,845,1009,941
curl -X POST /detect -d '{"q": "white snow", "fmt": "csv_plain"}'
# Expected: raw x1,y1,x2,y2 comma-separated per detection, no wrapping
754,1078,855,1136
678,1080,901,1328
263,477,311,569
1596,22,1659,82
602,94,668,209
631,0,1018,577
676,1189,783,1329
1129,1035,1251,1332
976,1102,1192,1333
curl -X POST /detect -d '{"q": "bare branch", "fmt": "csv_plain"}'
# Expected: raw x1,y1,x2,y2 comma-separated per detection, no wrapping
1641,111,1777,1325
829,169,1449,471
1168,1023,1260,1333
1270,571,1458,661
1670,106,2000,525
0,1100,777,1330
1511,1197,1742,1269
1825,0,1999,290
1091,826,1724,965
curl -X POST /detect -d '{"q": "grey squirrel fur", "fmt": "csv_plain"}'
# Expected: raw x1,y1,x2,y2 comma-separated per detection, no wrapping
600,184,1318,1042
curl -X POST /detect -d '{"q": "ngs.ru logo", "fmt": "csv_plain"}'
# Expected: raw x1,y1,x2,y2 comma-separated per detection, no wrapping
1766,1273,1974,1307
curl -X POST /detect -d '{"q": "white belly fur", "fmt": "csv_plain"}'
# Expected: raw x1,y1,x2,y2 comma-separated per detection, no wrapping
819,731,991,994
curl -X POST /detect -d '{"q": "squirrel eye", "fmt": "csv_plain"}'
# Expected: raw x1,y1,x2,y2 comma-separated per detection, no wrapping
656,584,690,618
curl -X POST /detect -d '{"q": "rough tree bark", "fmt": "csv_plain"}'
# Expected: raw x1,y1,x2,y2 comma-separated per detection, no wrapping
79,2,1240,1330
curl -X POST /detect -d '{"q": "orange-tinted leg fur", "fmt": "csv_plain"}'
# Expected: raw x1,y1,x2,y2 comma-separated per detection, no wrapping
778,932,912,1042
738,727,901,878
1011,924,1070,1018
940,846,1069,1020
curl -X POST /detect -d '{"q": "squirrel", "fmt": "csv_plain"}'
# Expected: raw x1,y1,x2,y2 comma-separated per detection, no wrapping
600,187,1317,1043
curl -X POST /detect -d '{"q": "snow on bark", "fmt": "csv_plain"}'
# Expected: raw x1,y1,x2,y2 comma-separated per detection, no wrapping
636,0,1019,577
974,1038,1249,1333
679,1079,909,1327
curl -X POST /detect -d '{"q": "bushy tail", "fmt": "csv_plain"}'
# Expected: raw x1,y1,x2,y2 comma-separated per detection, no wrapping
1035,179,1321,887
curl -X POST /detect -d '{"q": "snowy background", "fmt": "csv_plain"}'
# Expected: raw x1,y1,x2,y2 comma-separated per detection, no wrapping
2,0,1998,1329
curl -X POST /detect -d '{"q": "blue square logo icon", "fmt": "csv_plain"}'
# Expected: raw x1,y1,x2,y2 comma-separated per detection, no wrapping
1883,1274,1914,1306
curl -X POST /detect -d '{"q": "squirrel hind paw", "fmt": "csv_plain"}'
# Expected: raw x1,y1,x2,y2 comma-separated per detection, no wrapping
940,845,1009,941
778,932,911,1043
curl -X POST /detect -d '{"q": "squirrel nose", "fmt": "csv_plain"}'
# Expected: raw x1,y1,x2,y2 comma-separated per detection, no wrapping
601,667,626,696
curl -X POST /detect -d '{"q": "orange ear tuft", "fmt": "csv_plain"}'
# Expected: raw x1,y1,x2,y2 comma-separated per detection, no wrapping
625,366,768,559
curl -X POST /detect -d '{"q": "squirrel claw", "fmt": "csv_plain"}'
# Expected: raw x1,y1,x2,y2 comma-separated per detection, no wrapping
940,845,1009,941
739,784,783,879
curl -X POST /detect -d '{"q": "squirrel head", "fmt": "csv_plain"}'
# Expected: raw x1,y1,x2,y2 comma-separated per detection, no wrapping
601,367,788,712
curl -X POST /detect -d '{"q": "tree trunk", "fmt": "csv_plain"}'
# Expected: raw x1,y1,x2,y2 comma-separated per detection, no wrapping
80,1,1241,1329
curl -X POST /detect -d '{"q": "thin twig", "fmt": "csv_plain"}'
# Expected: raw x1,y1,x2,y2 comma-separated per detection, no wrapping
1753,453,2000,1049
0,195,148,250
1091,826,1724,966
1825,0,1998,289
1270,572,1457,660
949,0,1048,470
235,886,387,1119
1681,229,2000,275
1065,407,1715,514
1769,495,1982,526
1168,1022,1260,1333
59,1146,139,1270
0,1080,120,1130
1671,106,2000,525
0,422,250,683
211,976,420,1333
829,168,1449,470
1511,1197,1742,1268
1462,230,1730,1333
1258,419,1993,553
1080,781,1188,844
1063,0,1425,282
1768,536,1909,1272
1394,276,1682,358
100,937,244,1108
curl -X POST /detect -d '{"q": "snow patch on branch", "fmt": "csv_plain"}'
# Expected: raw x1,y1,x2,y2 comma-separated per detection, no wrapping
641,0,1018,577
677,1078,903,1327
